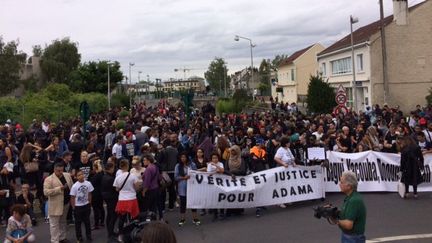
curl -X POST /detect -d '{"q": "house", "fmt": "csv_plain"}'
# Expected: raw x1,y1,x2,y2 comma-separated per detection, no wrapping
230,67,260,91
273,43,325,104
162,76,206,93
317,0,431,112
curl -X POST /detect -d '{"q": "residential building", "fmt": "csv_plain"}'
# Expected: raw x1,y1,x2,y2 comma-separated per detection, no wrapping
162,76,206,93
230,68,260,91
317,0,431,112
273,43,325,104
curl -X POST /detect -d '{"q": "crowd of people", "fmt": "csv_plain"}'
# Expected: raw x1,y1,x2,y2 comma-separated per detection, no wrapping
0,98,430,243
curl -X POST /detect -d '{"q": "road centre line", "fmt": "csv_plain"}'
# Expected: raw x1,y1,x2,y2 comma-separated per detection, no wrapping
367,233,432,242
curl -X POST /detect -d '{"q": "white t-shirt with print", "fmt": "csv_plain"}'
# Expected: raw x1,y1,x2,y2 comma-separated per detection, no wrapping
206,162,224,173
113,172,139,200
274,147,295,165
70,180,94,207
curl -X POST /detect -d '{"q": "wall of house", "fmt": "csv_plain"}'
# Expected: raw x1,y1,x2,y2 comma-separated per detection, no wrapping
370,0,432,112
294,44,325,98
317,45,372,110
276,63,297,103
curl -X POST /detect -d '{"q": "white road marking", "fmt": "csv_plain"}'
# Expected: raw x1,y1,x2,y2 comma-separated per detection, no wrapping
367,233,432,242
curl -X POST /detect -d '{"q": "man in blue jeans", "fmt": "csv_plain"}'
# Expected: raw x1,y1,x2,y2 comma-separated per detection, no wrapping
331,171,366,243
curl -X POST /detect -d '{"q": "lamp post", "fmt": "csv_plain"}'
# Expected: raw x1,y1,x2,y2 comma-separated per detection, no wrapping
234,35,255,92
350,15,359,112
107,62,113,110
128,62,135,108
138,71,142,104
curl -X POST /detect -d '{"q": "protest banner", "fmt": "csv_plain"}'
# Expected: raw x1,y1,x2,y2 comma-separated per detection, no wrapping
187,166,324,209
325,151,432,192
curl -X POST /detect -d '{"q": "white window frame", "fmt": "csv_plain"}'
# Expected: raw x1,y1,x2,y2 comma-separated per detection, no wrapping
331,57,352,75
356,54,364,72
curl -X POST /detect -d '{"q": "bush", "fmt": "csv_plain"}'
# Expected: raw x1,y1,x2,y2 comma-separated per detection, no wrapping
0,84,108,128
111,93,130,108
216,98,247,114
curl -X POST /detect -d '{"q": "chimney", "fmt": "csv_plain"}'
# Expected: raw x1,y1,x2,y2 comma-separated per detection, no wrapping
393,0,408,25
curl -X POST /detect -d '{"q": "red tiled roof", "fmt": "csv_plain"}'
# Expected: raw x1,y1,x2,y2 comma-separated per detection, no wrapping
279,44,315,67
318,1,427,56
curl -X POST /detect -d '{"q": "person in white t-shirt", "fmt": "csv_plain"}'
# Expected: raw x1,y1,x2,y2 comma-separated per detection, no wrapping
113,159,140,242
70,170,94,242
274,136,296,209
274,136,297,168
112,135,124,160
204,153,225,221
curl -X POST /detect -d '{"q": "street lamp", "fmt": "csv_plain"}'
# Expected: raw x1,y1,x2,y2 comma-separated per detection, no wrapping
350,15,359,112
128,62,135,108
138,71,142,103
234,35,256,92
107,62,114,110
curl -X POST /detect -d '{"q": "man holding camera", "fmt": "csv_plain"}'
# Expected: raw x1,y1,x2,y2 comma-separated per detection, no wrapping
332,171,366,243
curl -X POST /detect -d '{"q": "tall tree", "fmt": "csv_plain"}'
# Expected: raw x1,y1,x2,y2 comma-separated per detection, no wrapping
271,54,288,71
258,59,271,95
69,61,123,93
40,38,81,84
0,38,27,96
306,74,336,113
204,57,230,96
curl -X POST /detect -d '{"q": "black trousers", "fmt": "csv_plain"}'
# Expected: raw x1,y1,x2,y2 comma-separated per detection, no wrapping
92,197,105,226
160,173,176,210
104,198,118,238
179,196,196,214
74,204,91,240
145,189,160,216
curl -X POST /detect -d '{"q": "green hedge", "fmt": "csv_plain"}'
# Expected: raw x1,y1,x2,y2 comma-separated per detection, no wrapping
0,84,108,128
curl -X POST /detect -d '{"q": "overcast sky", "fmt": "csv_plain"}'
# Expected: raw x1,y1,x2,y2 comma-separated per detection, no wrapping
0,0,423,82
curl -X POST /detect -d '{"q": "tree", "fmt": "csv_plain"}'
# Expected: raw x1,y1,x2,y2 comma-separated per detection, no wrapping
204,57,230,96
0,38,27,96
258,59,271,95
40,38,81,84
270,54,288,71
306,74,336,113
69,61,123,93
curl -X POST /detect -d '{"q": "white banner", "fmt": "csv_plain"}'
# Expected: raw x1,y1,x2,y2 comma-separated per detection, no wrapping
187,166,325,209
325,151,432,192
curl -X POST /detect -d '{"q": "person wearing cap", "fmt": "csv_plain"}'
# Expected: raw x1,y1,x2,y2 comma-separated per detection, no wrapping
43,162,73,243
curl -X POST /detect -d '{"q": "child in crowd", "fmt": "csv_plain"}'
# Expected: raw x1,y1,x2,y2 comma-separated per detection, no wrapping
4,204,36,243
70,170,94,242
16,184,37,225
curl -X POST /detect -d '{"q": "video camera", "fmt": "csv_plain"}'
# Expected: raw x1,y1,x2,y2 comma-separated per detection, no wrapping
313,204,339,221
122,212,156,243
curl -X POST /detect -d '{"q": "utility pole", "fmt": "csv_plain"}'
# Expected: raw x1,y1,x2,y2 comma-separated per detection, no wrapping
380,0,389,104
224,65,227,97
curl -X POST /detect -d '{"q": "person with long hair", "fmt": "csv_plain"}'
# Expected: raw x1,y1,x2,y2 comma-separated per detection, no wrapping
399,136,424,199
114,159,140,242
140,222,177,243
90,160,105,230
174,152,200,226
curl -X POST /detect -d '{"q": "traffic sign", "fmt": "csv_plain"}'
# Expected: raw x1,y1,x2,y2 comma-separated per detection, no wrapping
336,93,347,105
334,105,349,115
336,84,346,94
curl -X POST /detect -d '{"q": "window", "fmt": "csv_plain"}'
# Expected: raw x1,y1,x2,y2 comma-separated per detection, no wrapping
356,54,363,72
291,69,295,81
331,57,351,75
321,63,327,76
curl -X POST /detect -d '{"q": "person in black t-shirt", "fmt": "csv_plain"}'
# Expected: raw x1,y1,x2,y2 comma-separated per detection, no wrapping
74,151,94,181
383,125,398,153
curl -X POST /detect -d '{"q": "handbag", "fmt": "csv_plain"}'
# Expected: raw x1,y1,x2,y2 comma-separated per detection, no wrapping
159,171,172,189
24,162,39,173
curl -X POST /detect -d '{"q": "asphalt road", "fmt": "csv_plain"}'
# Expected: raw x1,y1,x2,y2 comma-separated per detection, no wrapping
1,192,431,243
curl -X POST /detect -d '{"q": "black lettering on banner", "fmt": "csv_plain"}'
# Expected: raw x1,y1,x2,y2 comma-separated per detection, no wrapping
346,159,380,182
292,171,297,179
196,174,204,184
326,162,343,184
272,189,279,199
422,165,431,183
218,193,255,202
253,175,260,184
377,159,400,182
218,193,226,202
231,178,238,186
208,176,214,185
290,187,297,196
301,170,309,179
298,185,307,194
216,178,223,186
240,178,247,186
260,174,267,182
311,170,316,178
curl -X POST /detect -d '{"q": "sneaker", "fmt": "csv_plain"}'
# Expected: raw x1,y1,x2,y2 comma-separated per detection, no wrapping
279,204,287,209
117,235,124,242
192,219,201,226
255,210,261,218
178,219,186,227
68,220,75,226
200,210,206,216
168,207,174,212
